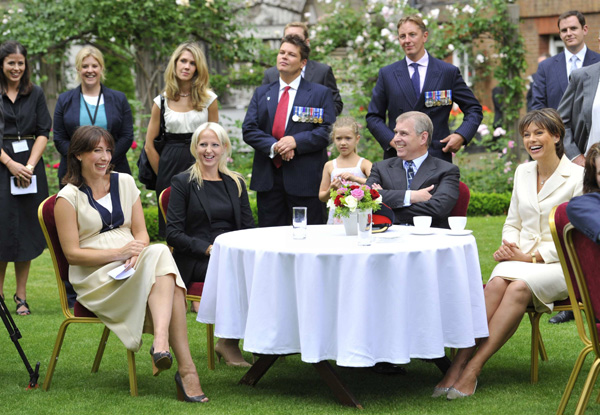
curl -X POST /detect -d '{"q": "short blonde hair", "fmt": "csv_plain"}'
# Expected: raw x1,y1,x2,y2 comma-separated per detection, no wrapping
188,122,244,195
164,42,212,112
284,22,309,40
75,46,106,83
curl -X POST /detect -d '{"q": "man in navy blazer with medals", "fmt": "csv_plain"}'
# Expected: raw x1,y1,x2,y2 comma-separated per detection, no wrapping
243,34,336,227
531,10,600,112
366,15,482,162
262,22,343,116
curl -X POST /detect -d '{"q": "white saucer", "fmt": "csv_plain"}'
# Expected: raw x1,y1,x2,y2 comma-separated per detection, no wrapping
447,229,473,236
410,228,434,235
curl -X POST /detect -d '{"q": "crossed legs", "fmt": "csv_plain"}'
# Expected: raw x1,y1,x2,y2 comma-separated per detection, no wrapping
148,274,205,398
436,277,532,395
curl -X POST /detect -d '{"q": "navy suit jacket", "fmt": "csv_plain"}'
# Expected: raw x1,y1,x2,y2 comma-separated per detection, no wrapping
242,77,335,197
53,85,134,180
262,60,343,115
567,192,600,243
531,49,600,110
166,172,255,286
365,155,459,228
366,55,482,161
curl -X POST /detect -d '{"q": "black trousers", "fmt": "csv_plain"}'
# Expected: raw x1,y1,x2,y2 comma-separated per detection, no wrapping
256,167,324,227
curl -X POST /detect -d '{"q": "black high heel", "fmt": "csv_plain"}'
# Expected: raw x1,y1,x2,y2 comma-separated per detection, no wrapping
174,371,208,403
13,294,30,316
150,346,172,376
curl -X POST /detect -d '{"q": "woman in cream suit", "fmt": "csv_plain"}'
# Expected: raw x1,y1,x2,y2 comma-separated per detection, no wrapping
433,109,584,400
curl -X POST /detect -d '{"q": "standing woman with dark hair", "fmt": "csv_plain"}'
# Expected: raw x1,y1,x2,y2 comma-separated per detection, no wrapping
144,42,219,236
0,41,51,315
53,45,133,185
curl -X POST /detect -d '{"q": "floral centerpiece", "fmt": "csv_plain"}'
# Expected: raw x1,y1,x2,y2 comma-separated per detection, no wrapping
327,183,383,219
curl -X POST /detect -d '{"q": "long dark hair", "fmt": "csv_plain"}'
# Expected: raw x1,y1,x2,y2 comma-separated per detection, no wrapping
62,126,115,187
0,41,32,95
583,143,600,194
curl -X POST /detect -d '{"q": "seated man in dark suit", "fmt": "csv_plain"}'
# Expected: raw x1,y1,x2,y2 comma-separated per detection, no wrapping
366,111,459,229
243,34,336,227
262,22,343,116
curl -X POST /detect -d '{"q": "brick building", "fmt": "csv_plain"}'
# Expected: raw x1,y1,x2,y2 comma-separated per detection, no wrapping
519,1,600,87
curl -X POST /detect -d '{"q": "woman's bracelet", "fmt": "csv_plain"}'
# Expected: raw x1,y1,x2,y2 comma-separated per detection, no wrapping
26,164,34,171
531,252,536,264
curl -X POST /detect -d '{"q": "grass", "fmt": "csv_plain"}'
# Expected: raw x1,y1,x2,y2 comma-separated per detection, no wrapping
1,216,597,414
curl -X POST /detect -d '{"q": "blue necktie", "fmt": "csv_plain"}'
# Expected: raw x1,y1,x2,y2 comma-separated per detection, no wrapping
406,161,415,189
410,63,420,101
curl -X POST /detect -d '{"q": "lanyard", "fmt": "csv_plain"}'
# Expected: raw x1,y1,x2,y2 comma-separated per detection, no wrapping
81,86,102,126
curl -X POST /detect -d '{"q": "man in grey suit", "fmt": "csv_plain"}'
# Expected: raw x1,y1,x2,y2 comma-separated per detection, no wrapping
366,111,459,229
558,61,600,167
262,22,343,116
531,10,600,111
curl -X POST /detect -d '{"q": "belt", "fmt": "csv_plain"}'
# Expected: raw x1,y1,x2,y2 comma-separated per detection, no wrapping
4,135,36,140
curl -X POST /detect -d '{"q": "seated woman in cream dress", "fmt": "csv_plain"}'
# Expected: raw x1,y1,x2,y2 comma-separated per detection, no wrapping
433,108,584,400
54,126,208,403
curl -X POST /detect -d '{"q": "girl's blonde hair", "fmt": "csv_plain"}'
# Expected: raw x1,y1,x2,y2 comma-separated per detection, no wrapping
330,116,361,153
75,46,106,83
188,122,244,195
164,42,212,111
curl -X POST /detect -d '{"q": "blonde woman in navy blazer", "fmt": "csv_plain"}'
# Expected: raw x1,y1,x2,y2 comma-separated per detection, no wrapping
166,122,254,367
54,46,133,184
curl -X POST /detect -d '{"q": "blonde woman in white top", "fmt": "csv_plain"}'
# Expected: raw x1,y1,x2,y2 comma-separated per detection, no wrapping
144,42,218,236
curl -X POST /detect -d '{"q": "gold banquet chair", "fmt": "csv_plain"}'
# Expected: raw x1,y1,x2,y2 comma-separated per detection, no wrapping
159,187,216,370
526,203,587,390
38,195,138,396
560,211,600,414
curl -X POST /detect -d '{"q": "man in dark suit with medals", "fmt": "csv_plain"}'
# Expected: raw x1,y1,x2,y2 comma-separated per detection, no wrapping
262,22,343,116
243,34,336,227
367,15,482,162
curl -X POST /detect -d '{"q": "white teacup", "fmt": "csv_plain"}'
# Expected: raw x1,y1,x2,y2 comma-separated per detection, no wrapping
413,216,432,228
448,216,467,231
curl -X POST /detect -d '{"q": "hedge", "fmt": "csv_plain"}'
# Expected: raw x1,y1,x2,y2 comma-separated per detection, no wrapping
467,192,511,216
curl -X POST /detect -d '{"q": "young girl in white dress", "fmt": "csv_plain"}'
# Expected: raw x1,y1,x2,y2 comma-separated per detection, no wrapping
318,117,373,224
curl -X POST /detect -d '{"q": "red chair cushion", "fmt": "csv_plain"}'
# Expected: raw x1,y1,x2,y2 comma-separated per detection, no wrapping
74,302,97,318
42,195,70,282
450,181,470,217
188,282,204,297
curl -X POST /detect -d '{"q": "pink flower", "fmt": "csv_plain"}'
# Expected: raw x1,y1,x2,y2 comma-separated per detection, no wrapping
502,148,507,154
350,188,364,200
508,140,515,149
131,141,138,149
53,163,59,169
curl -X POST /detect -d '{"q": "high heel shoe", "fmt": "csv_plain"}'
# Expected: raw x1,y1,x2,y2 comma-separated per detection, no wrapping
174,371,208,403
14,294,30,316
447,379,477,400
150,346,172,376
431,386,450,398
214,342,252,367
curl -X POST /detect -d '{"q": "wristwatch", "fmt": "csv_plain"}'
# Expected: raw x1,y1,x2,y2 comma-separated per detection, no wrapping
26,164,34,171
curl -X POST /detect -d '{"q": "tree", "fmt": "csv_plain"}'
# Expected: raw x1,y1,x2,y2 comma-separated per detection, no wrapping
0,0,261,120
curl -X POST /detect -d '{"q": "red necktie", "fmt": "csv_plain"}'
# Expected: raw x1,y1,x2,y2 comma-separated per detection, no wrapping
271,86,291,168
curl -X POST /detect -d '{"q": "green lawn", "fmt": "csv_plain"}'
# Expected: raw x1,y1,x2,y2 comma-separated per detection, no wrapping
1,216,596,414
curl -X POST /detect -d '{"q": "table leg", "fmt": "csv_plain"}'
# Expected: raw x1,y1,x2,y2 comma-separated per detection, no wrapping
312,361,363,409
431,356,451,374
239,355,279,386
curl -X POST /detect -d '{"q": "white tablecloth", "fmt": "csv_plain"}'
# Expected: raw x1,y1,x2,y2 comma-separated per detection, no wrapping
197,225,488,367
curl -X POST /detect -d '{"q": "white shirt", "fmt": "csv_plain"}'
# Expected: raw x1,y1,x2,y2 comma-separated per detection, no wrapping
403,152,429,206
270,74,302,158
565,45,587,79
406,52,430,93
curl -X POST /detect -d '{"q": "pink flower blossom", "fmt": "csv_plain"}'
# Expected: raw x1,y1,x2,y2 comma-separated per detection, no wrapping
508,140,515,148
350,188,364,200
